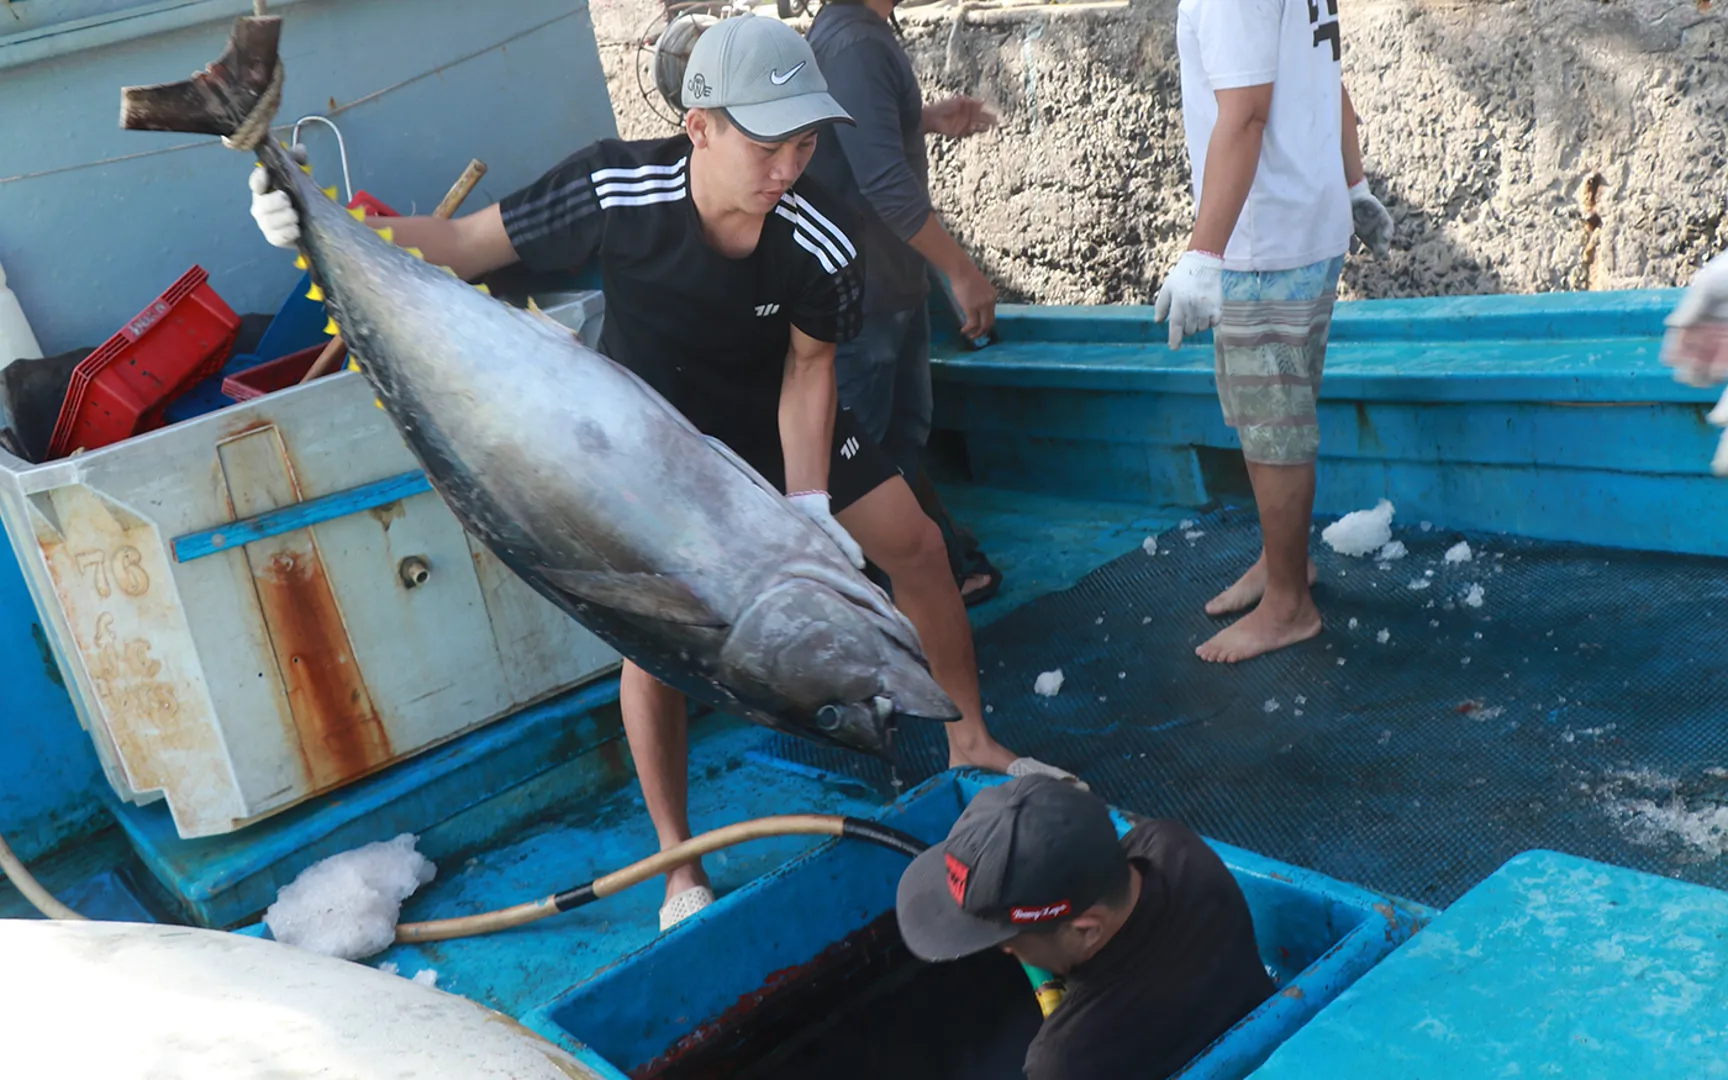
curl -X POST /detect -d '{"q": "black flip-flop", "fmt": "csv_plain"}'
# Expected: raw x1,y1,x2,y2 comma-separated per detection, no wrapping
957,549,1003,608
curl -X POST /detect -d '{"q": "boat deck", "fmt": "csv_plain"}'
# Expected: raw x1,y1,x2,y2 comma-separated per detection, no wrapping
10,476,1724,1040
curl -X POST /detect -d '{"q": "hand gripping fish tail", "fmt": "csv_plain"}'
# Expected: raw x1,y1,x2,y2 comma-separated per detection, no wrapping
116,13,959,759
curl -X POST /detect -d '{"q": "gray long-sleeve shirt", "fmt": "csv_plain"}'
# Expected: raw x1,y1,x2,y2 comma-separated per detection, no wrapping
806,3,932,315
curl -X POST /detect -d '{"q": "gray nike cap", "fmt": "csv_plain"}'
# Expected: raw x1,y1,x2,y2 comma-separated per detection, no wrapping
681,15,853,141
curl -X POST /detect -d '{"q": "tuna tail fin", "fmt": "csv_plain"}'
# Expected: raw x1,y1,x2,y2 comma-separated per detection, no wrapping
119,15,283,141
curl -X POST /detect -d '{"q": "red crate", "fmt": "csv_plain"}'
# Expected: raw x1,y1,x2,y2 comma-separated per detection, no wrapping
220,342,330,403
348,191,400,218
47,266,241,458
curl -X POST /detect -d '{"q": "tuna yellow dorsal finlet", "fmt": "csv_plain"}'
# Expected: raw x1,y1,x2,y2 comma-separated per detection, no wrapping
306,283,324,302
324,317,340,336
298,161,314,176
405,247,425,260
347,205,367,222
474,284,491,296
294,254,308,270
321,185,338,201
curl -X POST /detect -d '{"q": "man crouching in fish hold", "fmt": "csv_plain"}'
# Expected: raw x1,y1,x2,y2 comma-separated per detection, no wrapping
251,14,1080,929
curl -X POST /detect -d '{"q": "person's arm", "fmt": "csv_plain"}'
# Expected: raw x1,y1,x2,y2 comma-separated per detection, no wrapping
823,39,995,337
779,326,838,497
922,96,996,139
1188,83,1274,256
1341,85,1394,257
368,206,519,281
907,214,995,339
1341,85,1366,187
250,146,609,280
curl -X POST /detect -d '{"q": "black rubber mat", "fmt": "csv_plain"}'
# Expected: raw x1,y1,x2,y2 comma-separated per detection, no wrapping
761,506,1728,906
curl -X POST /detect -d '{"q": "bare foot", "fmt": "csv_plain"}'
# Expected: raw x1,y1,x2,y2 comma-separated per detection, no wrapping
959,572,994,601
663,858,710,905
1196,598,1322,663
947,731,1020,773
1205,556,1319,617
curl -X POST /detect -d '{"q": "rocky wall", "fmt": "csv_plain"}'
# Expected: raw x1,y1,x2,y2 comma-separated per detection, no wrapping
591,0,1728,303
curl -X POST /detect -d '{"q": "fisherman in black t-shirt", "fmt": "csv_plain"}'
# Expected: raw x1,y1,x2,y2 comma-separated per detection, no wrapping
248,15,1082,930
897,776,1274,1080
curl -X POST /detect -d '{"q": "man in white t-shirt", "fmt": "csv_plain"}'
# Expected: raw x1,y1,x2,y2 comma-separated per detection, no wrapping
1156,0,1392,663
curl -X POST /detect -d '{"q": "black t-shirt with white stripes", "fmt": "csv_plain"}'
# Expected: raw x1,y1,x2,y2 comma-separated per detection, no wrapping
498,135,863,440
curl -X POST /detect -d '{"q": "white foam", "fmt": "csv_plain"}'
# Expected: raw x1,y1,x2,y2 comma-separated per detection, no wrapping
1444,541,1473,564
1463,584,1485,608
1034,670,1065,697
264,834,436,961
1321,499,1395,557
1377,540,1408,562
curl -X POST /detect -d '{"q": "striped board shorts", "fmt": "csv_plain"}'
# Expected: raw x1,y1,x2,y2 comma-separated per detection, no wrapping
1214,255,1346,466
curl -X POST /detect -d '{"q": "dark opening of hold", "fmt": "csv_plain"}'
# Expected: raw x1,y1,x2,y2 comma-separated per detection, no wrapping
1195,444,1253,503
650,912,1041,1080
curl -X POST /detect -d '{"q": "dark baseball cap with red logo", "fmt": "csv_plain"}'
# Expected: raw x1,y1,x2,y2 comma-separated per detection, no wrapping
896,775,1128,962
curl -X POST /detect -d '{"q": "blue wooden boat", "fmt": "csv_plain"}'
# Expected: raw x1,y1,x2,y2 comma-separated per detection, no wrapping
3,2,1726,1076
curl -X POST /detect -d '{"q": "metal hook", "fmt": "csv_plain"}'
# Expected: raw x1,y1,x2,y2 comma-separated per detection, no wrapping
290,115,354,204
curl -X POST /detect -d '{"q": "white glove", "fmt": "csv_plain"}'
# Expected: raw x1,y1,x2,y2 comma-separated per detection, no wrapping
1661,253,1728,387
1153,251,1223,351
787,491,866,569
249,166,301,249
1669,253,1728,329
1349,179,1394,258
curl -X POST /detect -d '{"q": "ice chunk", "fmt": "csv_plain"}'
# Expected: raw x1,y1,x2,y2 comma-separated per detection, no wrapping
1463,583,1485,608
1376,629,1391,644
1420,521,1433,532
1407,578,1431,591
378,962,400,976
1377,540,1408,561
264,834,437,961
1321,499,1395,557
1034,670,1065,697
1295,695,1307,705
1185,530,1206,541
1444,541,1473,564
1142,536,1158,556
1263,699,1281,713
1142,616,1153,624
412,969,439,988
1179,519,1196,529
1348,617,1360,629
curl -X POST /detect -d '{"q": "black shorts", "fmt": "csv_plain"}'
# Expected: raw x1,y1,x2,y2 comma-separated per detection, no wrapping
721,408,901,513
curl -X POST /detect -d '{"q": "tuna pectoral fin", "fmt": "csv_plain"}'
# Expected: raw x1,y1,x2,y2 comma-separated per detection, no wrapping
119,16,282,136
539,567,728,627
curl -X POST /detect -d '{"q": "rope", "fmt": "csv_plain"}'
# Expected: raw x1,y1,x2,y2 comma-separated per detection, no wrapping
221,60,285,152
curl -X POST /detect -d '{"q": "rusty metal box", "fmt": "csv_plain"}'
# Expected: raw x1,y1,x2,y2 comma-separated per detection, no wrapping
0,312,618,838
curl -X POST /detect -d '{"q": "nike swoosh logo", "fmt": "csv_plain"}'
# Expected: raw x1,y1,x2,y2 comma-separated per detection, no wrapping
769,62,806,85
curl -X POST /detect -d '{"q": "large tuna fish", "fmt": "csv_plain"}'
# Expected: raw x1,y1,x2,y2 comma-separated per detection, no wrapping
118,14,958,755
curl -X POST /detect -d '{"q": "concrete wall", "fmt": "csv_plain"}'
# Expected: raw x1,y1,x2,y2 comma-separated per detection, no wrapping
0,0,619,861
601,0,1727,304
